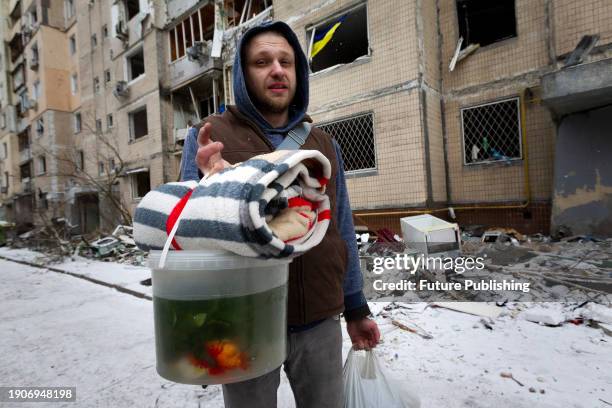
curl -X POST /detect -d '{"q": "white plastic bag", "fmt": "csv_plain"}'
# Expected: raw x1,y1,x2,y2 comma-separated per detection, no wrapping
343,349,420,408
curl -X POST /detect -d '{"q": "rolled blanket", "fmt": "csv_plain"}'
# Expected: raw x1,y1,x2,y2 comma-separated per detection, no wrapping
133,150,332,259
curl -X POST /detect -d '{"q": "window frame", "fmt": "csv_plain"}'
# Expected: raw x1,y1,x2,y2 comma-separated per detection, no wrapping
74,111,82,134
455,0,518,50
128,106,148,141
131,170,151,199
305,2,371,75
317,111,377,177
69,35,76,55
70,73,78,94
36,154,46,175
460,96,523,166
125,45,145,83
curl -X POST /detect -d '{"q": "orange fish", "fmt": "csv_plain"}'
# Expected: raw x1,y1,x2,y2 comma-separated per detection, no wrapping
188,340,249,375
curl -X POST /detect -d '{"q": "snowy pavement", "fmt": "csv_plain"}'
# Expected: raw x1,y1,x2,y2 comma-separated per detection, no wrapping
0,250,611,408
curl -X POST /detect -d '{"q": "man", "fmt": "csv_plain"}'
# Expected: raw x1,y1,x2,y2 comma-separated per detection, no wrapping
181,21,380,408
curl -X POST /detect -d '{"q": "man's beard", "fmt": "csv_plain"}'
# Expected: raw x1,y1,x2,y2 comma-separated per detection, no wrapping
251,92,292,115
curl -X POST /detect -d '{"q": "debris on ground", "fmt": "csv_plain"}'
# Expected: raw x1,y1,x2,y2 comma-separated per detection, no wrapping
6,224,146,266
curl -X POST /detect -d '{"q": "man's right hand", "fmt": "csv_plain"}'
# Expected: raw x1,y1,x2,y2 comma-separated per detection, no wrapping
195,122,230,178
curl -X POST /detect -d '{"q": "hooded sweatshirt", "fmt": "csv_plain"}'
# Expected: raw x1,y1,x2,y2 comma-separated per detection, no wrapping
182,21,369,321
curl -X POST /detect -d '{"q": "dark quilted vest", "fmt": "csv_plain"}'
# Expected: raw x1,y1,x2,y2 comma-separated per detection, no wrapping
205,106,347,325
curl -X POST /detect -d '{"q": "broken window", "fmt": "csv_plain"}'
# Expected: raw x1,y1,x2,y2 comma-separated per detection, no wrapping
20,161,31,180
37,155,46,175
124,0,140,20
307,5,369,74
184,15,193,50
200,96,215,118
225,0,269,27
169,4,214,62
461,97,522,165
129,107,148,140
18,130,30,152
456,0,517,49
132,171,150,198
318,112,376,174
127,48,145,80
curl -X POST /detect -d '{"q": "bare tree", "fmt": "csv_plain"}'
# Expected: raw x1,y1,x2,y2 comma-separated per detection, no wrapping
31,116,133,231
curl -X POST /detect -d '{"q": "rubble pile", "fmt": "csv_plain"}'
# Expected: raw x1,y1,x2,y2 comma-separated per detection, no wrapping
359,224,612,304
6,224,146,266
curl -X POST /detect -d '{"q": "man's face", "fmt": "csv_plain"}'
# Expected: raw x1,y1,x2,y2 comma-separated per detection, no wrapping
244,32,297,115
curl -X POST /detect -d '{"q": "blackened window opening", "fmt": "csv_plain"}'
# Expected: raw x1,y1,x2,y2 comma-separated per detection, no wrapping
309,6,368,73
128,49,145,80
456,0,516,48
125,0,140,20
135,172,150,198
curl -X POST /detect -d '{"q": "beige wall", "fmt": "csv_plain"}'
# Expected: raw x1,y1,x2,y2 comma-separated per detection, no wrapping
312,90,427,209
444,88,555,204
425,92,447,203
36,25,77,113
553,0,612,56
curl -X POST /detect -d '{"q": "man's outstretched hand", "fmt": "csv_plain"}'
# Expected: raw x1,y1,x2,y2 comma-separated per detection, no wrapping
347,317,381,350
196,122,230,178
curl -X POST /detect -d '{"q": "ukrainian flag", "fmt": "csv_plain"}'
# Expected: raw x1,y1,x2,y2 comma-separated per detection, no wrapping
311,15,347,59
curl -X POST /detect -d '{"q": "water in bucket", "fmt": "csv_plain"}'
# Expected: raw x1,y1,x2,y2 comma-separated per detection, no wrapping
149,250,290,385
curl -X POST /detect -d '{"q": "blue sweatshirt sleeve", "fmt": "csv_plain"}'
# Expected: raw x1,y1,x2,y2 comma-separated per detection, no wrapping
180,127,200,182
332,140,371,321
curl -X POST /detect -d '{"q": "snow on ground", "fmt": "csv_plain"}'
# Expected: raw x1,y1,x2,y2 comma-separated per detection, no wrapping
0,246,151,297
0,249,611,408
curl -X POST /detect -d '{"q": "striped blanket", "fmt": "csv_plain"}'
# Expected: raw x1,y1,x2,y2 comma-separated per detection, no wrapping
133,150,332,259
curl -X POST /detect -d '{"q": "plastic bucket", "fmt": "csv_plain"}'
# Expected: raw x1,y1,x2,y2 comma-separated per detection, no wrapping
148,250,291,385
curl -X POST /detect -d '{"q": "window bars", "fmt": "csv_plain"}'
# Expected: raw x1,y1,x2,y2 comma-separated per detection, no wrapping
461,97,522,165
318,112,376,174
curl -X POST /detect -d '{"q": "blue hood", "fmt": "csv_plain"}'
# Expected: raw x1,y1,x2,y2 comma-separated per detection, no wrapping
232,21,309,136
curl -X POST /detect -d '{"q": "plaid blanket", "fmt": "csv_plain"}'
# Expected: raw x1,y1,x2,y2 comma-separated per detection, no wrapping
133,150,332,259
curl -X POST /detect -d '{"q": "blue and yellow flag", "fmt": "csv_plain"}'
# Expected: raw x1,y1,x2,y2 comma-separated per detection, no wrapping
311,15,347,59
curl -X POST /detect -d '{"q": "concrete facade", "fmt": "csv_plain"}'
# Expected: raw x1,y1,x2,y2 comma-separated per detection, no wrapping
0,0,610,236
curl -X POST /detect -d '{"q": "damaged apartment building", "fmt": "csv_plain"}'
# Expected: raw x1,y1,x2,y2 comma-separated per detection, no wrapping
0,0,610,237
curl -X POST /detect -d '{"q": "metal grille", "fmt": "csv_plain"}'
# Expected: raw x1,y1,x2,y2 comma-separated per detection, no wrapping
318,112,376,174
461,97,522,165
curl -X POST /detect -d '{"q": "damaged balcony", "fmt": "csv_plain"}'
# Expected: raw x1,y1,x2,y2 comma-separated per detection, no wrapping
541,57,612,117
168,2,222,90
167,0,271,90
171,73,223,146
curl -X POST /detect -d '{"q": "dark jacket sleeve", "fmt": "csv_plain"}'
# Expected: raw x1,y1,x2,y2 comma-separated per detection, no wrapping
180,127,201,182
332,140,371,322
